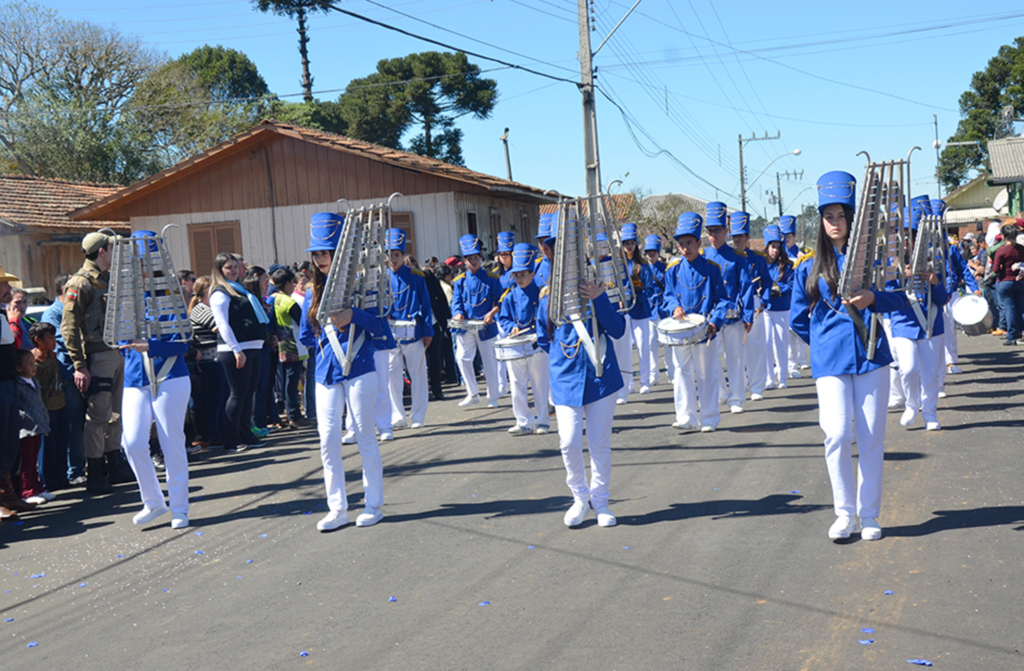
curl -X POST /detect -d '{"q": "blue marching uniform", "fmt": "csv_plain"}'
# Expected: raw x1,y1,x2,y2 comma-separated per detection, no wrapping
387,238,434,427
730,210,771,398
451,234,503,404
763,225,795,388
644,234,671,384
615,223,656,400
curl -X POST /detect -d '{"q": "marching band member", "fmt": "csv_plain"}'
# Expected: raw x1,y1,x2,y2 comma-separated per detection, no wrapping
613,223,655,403
497,244,550,435
343,320,397,444
791,171,905,541
537,264,625,528
781,215,801,261
704,202,754,414
451,234,503,408
120,231,192,530
534,213,555,288
495,231,516,398
300,214,387,531
644,234,673,385
935,198,980,390
782,214,810,375
386,228,433,429
886,196,930,412
663,212,728,432
762,225,795,390
729,211,771,400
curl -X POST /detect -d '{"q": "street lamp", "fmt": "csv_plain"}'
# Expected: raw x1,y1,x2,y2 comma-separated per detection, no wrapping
744,149,801,210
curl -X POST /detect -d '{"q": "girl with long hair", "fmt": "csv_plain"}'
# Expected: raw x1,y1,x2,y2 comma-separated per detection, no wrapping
762,225,794,390
614,223,655,403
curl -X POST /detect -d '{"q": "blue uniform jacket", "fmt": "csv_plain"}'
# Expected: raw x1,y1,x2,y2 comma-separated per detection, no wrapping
450,268,502,340
744,250,772,308
298,290,386,385
389,265,435,342
373,318,397,351
538,292,625,407
946,245,979,295
787,244,801,262
790,247,905,378
122,337,190,389
648,260,669,319
499,269,516,292
765,262,794,312
704,245,754,324
498,281,541,337
534,256,552,289
885,278,949,340
662,256,729,338
624,259,655,320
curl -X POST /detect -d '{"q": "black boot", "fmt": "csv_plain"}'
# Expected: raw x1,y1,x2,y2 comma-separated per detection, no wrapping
86,458,113,494
105,451,135,485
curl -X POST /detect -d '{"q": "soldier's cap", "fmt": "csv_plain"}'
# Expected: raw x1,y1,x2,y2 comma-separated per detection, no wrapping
82,231,114,255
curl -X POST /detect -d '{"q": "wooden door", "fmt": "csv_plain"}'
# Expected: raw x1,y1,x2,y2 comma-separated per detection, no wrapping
188,221,241,276
390,211,416,260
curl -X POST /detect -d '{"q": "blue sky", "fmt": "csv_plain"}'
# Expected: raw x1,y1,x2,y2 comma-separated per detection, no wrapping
45,0,1024,217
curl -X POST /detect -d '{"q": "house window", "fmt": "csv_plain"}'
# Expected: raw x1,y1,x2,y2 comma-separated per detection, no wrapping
188,221,241,275
390,211,416,259
467,211,477,236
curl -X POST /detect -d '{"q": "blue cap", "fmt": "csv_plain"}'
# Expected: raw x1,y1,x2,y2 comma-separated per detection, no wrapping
132,229,159,257
620,223,638,242
460,234,482,256
779,215,796,236
644,234,661,252
763,224,783,245
510,243,538,273
547,214,559,243
307,212,344,252
816,171,857,212
729,211,751,237
705,201,728,228
386,227,407,253
497,231,515,252
536,213,553,240
675,212,703,239
909,195,931,230
930,198,946,217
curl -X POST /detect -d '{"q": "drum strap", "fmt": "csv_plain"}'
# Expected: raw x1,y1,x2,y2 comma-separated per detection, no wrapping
906,295,937,336
571,319,605,376
142,353,177,397
326,324,365,377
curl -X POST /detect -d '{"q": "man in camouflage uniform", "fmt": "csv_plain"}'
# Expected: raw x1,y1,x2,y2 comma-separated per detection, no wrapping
62,231,133,494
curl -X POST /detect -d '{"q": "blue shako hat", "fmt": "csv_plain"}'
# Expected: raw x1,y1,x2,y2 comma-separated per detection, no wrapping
386,227,407,253
536,213,553,240
460,234,482,257
705,201,728,228
816,171,857,213
497,231,515,253
909,195,931,230
675,212,703,239
644,234,662,252
763,224,783,245
620,223,639,242
929,198,947,217
729,211,751,236
307,212,344,252
132,229,158,256
510,243,538,273
779,215,797,236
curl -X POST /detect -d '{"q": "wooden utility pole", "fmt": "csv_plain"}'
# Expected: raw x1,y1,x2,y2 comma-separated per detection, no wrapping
578,0,601,199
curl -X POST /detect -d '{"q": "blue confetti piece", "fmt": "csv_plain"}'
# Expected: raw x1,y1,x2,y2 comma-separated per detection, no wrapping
862,628,875,633
4,618,12,622
117,555,125,559
471,494,476,498
78,583,86,588
623,546,630,550
27,641,38,648
33,584,39,588
859,639,875,645
299,651,308,657
237,576,243,580
163,588,169,592
884,590,894,595
30,573,44,578
195,550,204,555
389,596,397,602
260,534,268,538
528,545,535,549
13,521,23,525
194,531,203,536
246,559,253,564
478,601,490,606
4,590,10,593
790,490,800,494
907,660,932,667
304,511,312,515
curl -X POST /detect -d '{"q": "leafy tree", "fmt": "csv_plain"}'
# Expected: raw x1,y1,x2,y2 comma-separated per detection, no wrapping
265,98,346,135
250,1,332,103
938,37,1024,192
176,44,268,101
338,51,497,164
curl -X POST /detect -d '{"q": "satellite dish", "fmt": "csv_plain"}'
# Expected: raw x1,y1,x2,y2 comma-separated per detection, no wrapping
993,188,1009,212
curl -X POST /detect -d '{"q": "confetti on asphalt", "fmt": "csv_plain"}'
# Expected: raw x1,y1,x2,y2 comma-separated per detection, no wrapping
859,639,875,645
4,590,10,593
260,534,268,538
862,628,875,633
27,642,38,648
907,660,932,667
478,601,490,606
78,583,86,588
623,546,630,550
528,545,535,549
299,651,309,657
790,490,800,494
471,494,476,498
195,550,204,555
194,532,203,536
884,590,894,595
4,618,13,622
304,511,312,515
13,521,23,525
30,573,44,578
163,589,169,592
117,555,125,559
389,596,397,602
237,576,243,580
245,560,253,564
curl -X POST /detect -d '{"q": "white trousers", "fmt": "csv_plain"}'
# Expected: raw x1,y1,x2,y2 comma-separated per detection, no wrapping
121,376,190,516
882,319,906,406
345,349,393,435
631,317,651,389
814,366,888,519
744,311,767,395
671,340,721,428
788,330,808,372
891,336,942,422
717,321,747,406
766,310,790,386
455,330,498,400
555,393,616,506
647,318,673,383
507,351,551,429
942,305,957,365
612,315,634,401
316,373,383,513
389,339,428,425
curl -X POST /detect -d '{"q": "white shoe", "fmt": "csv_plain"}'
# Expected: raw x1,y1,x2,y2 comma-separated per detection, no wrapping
507,425,532,436
341,430,357,445
859,517,882,541
751,393,763,401
392,420,409,429
563,499,590,527
700,425,716,433
458,395,481,408
170,514,189,529
535,425,550,435
615,398,627,405
765,381,776,390
887,402,905,412
730,405,744,414
356,508,383,527
379,432,394,442
948,365,962,374
316,510,350,532
799,364,810,370
487,399,499,408
593,504,617,527
778,382,788,389
900,408,917,427
638,385,651,395
828,515,856,540
133,504,168,525
925,421,941,431
789,370,802,379
411,422,424,429
937,391,947,399
25,495,48,505
672,422,697,431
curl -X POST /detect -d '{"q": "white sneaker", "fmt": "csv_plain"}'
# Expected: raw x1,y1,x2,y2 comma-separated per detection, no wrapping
25,495,48,505
672,422,697,431
615,398,627,405
750,393,763,401
859,517,882,540
937,390,947,399
170,514,189,530
563,499,590,527
925,421,941,431
593,504,617,527
392,420,409,429
799,364,810,370
765,381,777,390
948,365,962,374
316,510,350,532
379,432,394,442
778,382,788,389
789,370,803,379
828,515,856,540
356,508,383,527
411,422,424,429
535,425,549,435
700,425,716,433
487,399,499,408
133,504,169,525
459,395,481,408
638,385,651,395
900,408,917,427
730,405,744,414
507,425,532,436
341,431,357,445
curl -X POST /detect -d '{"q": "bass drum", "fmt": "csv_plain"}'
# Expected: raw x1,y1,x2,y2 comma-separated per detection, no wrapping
950,294,993,336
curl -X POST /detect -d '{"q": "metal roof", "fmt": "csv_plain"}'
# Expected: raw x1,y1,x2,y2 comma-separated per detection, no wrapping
987,136,1024,184
944,206,1002,224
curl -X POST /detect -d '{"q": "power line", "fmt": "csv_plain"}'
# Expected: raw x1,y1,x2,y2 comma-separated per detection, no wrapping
508,0,577,23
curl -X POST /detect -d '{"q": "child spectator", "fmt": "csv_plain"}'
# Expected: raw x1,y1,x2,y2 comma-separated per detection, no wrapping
271,268,308,428
31,322,68,491
15,348,53,504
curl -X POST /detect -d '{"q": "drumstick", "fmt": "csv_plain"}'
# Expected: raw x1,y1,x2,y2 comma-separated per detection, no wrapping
742,329,748,346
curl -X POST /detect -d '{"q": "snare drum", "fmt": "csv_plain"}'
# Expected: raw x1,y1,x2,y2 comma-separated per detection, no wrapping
389,319,417,342
950,294,993,336
656,315,708,346
493,333,539,361
448,318,486,332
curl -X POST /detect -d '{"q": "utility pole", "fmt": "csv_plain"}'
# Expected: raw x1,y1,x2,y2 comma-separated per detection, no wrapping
500,127,513,182
933,114,941,198
775,170,803,217
738,131,780,210
775,172,783,218
578,0,601,199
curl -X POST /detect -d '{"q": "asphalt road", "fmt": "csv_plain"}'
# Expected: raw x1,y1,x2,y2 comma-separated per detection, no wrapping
2,332,1023,670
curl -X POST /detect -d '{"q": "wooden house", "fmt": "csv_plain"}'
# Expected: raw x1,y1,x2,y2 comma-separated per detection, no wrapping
70,121,556,274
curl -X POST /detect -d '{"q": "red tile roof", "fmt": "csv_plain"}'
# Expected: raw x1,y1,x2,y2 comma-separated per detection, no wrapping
0,174,126,230
539,193,640,221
